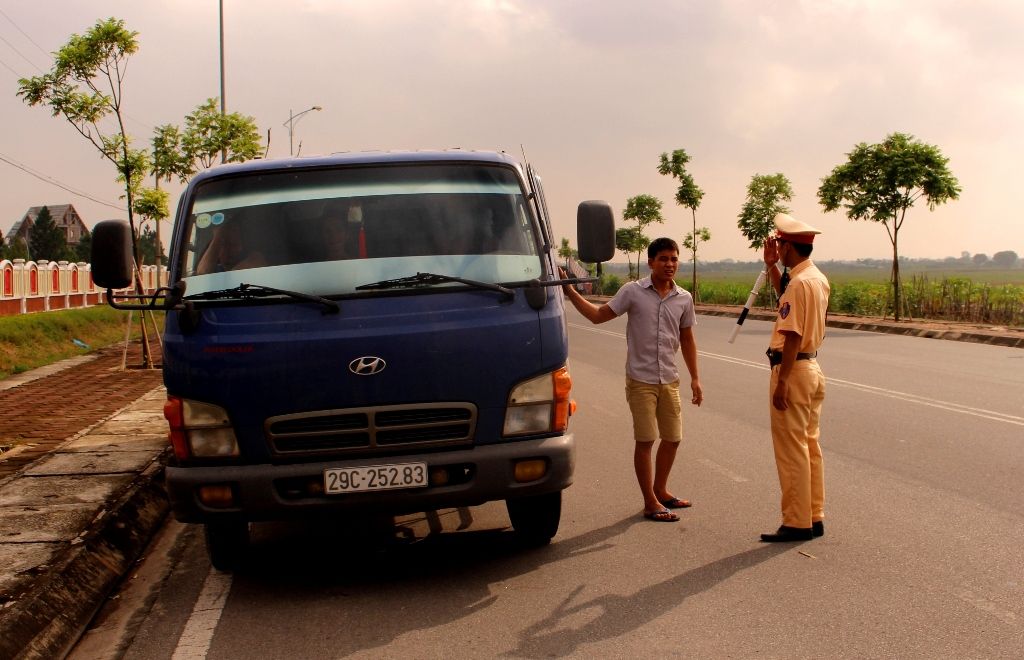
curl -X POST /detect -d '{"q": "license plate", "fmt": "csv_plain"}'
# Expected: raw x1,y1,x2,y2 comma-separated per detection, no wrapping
324,462,428,494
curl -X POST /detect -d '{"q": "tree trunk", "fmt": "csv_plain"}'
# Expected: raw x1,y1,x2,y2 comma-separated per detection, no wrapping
154,177,162,271
891,229,901,322
691,210,698,300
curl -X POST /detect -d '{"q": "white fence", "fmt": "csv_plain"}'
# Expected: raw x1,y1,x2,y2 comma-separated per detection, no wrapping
0,259,166,316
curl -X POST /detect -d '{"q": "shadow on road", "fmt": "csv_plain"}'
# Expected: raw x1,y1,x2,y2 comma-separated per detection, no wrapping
213,509,640,657
203,510,789,658
507,544,790,658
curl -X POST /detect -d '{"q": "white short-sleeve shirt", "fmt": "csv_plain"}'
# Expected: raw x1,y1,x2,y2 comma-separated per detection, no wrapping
607,277,696,384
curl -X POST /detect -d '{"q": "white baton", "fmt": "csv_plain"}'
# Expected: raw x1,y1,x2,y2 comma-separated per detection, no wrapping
727,267,769,344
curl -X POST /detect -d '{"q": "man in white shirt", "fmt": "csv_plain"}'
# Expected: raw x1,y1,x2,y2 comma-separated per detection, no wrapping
561,238,703,522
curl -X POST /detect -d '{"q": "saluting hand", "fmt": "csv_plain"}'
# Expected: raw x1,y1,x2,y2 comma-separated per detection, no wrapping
763,237,780,268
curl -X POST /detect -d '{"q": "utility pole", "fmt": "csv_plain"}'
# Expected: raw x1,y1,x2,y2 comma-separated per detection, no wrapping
219,0,227,164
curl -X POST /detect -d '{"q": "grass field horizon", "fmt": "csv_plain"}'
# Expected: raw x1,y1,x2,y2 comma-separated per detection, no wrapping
593,260,1024,326
599,260,1024,286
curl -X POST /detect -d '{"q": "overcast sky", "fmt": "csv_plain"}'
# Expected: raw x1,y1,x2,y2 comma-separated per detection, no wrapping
2,0,1021,262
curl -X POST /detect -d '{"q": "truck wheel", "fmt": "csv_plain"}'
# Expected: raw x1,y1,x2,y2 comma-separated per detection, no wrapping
506,491,561,546
204,521,250,572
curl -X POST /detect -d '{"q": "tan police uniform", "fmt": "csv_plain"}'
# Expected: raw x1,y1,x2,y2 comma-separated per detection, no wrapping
767,215,830,530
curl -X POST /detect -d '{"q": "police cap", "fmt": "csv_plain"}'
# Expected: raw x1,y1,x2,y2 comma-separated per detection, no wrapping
774,213,821,244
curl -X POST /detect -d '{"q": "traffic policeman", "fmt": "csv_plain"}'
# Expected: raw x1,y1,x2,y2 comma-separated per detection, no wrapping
760,213,831,542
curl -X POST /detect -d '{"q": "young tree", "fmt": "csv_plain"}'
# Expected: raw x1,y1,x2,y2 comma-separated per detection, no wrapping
28,206,72,262
132,187,170,266
681,228,711,300
737,173,794,249
18,18,143,258
137,225,166,266
615,227,649,280
658,149,707,294
181,98,262,172
151,124,192,184
557,237,577,269
622,194,664,278
146,99,262,262
818,132,961,321
736,173,793,307
18,17,153,365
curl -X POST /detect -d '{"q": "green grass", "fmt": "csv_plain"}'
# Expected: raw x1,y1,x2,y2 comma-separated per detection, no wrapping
597,264,1024,326
0,306,156,380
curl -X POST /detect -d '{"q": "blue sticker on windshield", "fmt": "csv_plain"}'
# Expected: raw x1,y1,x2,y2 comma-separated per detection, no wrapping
211,212,225,226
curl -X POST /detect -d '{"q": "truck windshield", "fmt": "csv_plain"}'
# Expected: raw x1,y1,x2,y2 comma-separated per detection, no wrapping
179,163,541,298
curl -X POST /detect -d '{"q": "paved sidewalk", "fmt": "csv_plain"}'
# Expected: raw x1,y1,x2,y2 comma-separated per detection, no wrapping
0,342,168,660
0,307,1020,659
0,343,164,481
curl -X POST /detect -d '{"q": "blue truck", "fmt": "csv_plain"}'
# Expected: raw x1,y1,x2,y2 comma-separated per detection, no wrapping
91,150,614,570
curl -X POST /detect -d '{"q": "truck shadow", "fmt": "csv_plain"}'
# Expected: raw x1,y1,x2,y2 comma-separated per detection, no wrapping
219,508,637,656
217,510,788,658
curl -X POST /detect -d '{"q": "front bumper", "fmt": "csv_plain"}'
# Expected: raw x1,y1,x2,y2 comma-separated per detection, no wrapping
166,434,574,522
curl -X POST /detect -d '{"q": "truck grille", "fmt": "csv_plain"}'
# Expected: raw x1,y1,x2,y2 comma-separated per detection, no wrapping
265,403,476,457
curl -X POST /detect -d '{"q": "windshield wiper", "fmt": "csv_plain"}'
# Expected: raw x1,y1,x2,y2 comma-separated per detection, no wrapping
185,283,339,314
356,272,514,300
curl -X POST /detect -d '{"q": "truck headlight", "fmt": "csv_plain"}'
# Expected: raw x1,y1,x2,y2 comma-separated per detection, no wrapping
164,397,240,459
503,366,573,436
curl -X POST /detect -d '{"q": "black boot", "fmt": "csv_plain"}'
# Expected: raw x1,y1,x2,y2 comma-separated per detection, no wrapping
760,525,813,542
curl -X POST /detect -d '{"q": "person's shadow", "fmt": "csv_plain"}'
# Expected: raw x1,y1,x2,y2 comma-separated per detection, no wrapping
508,544,791,658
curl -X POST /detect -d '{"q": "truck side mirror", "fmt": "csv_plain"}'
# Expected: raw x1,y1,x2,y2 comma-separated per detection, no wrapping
576,201,615,264
90,220,135,290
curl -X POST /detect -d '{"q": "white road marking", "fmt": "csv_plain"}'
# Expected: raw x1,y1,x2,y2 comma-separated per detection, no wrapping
955,588,1019,627
171,566,233,659
569,323,1024,427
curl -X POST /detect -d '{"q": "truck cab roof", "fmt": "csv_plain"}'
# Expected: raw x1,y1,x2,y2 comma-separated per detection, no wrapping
189,149,526,185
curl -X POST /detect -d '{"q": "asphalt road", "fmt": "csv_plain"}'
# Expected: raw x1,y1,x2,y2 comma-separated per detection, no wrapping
72,311,1024,659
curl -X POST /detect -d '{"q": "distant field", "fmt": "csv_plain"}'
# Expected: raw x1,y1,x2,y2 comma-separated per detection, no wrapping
640,263,1024,286
596,262,1024,326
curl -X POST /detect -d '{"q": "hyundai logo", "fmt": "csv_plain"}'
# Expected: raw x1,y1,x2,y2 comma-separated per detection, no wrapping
349,356,386,376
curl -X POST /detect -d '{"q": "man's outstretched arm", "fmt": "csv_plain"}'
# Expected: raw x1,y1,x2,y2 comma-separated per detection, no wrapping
559,268,617,324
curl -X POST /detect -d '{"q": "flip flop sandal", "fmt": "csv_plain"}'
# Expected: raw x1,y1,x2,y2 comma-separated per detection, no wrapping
643,509,679,522
659,497,692,509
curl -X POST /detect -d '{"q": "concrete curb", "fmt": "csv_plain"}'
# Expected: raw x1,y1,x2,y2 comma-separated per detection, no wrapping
0,354,100,393
0,453,169,660
0,382,171,660
695,307,1024,349
582,296,1022,349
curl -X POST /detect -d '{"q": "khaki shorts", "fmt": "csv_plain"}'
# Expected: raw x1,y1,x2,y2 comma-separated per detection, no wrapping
625,377,682,443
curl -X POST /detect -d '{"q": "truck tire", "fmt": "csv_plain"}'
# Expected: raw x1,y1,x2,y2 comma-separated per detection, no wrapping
506,491,561,546
204,521,250,572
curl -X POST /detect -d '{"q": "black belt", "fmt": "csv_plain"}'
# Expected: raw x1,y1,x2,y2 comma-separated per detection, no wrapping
766,348,817,367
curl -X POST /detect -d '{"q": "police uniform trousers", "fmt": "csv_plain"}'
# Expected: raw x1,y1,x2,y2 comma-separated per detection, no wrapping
769,359,826,528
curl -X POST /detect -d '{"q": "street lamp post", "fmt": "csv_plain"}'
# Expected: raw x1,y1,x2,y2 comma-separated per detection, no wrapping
285,105,323,156
219,0,227,163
